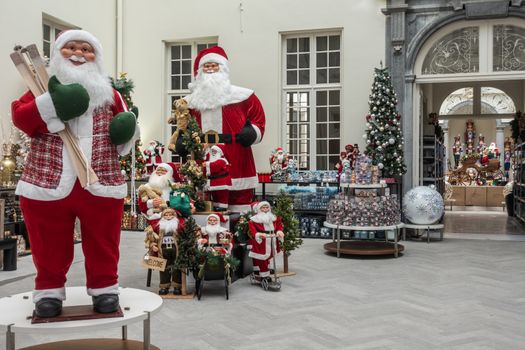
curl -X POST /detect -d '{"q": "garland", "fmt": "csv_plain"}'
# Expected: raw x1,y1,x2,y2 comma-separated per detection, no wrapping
182,117,205,160
460,152,480,163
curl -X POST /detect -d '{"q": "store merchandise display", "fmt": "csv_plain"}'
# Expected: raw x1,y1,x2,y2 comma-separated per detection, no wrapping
326,192,400,227
402,186,444,225
287,187,338,211
352,154,381,185
299,216,331,238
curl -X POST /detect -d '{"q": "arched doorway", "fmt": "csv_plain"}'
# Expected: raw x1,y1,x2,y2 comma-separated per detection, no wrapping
412,18,525,200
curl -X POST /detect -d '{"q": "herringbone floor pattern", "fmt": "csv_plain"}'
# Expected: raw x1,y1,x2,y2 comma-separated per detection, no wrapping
1,232,525,349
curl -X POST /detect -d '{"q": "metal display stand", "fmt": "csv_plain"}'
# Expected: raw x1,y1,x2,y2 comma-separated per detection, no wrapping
323,222,404,258
323,182,404,258
0,287,162,350
402,223,445,243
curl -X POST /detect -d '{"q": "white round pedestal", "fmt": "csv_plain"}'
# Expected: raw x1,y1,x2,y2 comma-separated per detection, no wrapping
0,287,162,350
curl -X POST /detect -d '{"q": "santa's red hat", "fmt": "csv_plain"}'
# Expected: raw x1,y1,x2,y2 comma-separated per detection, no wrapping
253,201,271,213
193,46,229,77
210,145,225,156
208,213,228,223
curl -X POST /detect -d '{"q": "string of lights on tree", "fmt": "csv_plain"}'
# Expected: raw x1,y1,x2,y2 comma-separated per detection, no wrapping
363,64,407,177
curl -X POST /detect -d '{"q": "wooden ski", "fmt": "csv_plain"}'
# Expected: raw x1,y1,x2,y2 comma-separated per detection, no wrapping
10,45,99,187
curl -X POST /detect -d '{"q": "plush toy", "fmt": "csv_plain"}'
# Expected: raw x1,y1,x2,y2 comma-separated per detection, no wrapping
138,184,167,218
168,98,191,152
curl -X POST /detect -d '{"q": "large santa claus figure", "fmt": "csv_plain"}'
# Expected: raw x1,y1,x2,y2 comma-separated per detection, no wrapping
248,201,285,280
11,30,138,317
178,46,266,213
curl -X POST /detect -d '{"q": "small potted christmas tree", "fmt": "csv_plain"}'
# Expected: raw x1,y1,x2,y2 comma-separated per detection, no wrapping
273,191,303,274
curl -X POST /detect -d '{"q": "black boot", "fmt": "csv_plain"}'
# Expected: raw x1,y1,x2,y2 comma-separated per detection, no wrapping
172,287,182,295
35,298,62,318
92,294,119,313
158,288,169,295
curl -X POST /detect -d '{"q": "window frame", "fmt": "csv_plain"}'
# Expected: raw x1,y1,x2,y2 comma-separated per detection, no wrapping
165,38,218,162
42,17,76,59
281,31,343,170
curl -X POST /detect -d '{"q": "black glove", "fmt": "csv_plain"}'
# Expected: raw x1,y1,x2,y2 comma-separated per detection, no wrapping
131,106,139,119
175,134,189,158
48,76,90,122
235,120,257,147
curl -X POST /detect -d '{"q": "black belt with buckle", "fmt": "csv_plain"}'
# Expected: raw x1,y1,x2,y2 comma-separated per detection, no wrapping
208,173,229,180
200,133,233,144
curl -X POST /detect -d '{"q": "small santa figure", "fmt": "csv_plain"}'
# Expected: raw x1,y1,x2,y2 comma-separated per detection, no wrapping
270,147,289,181
335,151,347,176
203,145,232,211
138,163,181,222
198,213,233,255
480,148,489,166
143,140,165,174
145,208,184,295
488,142,500,159
248,201,285,280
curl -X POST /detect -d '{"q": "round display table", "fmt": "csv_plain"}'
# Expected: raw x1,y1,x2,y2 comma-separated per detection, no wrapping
0,287,163,350
324,240,405,256
323,222,405,258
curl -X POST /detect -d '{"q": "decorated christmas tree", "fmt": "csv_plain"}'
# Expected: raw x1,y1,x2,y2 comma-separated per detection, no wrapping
110,72,146,179
363,64,407,177
174,216,199,295
272,191,303,273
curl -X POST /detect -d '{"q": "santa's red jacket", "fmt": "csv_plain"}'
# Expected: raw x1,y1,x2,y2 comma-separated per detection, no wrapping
187,91,265,191
248,216,284,261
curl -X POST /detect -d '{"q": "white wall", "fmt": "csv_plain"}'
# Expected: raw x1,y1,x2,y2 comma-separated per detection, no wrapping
121,0,386,172
0,0,386,173
0,0,116,149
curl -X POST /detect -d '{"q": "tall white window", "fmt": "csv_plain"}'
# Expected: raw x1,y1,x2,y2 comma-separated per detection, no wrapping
167,39,218,162
282,32,342,170
42,19,73,59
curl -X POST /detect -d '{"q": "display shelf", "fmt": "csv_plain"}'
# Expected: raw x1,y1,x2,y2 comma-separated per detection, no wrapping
421,134,445,195
339,183,386,189
514,143,525,225
259,180,337,200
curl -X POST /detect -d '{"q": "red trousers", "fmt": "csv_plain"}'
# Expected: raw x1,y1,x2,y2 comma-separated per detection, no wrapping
20,181,124,292
228,189,254,213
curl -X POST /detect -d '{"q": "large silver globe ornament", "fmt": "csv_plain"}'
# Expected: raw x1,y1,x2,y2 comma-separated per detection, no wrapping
402,185,444,224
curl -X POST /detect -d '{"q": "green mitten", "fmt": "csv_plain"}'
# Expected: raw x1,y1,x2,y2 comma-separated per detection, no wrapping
109,112,136,145
48,76,90,121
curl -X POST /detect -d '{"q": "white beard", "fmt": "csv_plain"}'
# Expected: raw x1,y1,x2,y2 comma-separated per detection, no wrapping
252,212,276,226
159,217,179,234
187,69,232,110
49,54,113,111
148,172,171,200
204,224,226,243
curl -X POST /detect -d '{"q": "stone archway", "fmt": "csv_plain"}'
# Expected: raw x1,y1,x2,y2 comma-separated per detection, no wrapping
382,0,525,192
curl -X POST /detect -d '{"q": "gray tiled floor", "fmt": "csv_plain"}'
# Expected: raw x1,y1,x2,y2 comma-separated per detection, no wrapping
1,213,525,349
